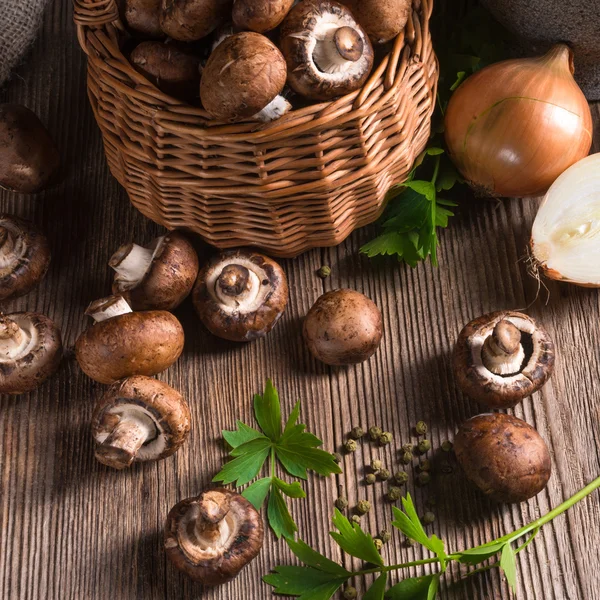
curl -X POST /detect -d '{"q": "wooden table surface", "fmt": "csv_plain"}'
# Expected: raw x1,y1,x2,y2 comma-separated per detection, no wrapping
2,2,600,599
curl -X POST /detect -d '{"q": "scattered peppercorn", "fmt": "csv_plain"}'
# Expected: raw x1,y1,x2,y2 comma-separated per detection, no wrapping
400,451,413,465
440,460,454,474
387,487,403,502
365,473,377,485
343,586,358,600
394,471,409,485
351,515,361,525
369,426,383,441
317,265,332,279
344,439,358,453
335,496,349,511
379,431,393,445
423,511,436,525
417,439,431,454
417,471,431,486
378,468,391,481
415,421,428,436
417,459,431,472
371,459,382,472
350,426,365,440
356,500,371,515
402,443,414,454
374,538,383,551
379,529,392,544
441,440,454,452
405,537,415,547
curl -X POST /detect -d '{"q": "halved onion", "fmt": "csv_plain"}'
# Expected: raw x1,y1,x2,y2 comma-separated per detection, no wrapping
531,153,600,287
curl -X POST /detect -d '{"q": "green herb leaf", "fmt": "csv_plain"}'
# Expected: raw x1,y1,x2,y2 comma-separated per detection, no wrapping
427,575,440,600
268,486,298,539
242,477,272,509
457,541,506,565
263,566,347,600
212,438,271,486
500,543,518,592
284,400,301,434
286,538,351,577
254,379,282,441
385,575,438,599
222,421,266,449
273,477,306,499
330,509,385,567
364,573,388,600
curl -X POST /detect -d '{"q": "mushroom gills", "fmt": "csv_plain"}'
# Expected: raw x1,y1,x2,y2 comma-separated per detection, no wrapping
0,315,36,361
0,222,27,274
110,237,165,292
85,296,133,322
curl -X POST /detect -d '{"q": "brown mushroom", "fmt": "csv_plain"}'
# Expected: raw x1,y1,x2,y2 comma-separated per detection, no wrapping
280,0,374,100
303,289,383,366
455,413,552,503
75,296,184,384
232,0,295,33
0,104,61,194
453,311,555,409
92,375,190,469
160,0,232,42
165,488,264,584
0,312,63,394
0,214,51,302
340,0,411,44
124,0,163,37
193,249,288,342
110,231,199,311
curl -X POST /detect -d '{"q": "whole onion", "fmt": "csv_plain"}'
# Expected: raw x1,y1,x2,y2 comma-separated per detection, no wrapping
445,45,593,198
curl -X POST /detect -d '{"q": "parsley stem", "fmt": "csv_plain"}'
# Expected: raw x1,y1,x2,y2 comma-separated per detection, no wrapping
270,446,276,479
353,557,440,577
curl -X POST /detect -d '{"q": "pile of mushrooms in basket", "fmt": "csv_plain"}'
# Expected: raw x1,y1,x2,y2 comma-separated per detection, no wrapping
121,0,412,121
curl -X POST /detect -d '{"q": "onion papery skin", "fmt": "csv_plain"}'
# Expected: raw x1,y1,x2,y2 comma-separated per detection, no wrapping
532,153,600,288
445,45,593,198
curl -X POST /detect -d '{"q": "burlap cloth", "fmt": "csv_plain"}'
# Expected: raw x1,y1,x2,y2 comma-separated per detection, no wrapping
0,0,51,86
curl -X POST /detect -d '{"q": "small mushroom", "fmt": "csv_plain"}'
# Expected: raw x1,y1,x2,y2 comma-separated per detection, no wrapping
110,231,199,311
280,0,374,100
455,413,552,503
75,296,184,384
124,0,163,37
160,0,232,42
453,311,555,409
0,312,63,394
165,488,264,584
303,289,383,366
232,0,295,33
193,249,288,342
200,32,289,122
0,214,51,302
0,104,61,194
92,375,190,469
340,0,411,44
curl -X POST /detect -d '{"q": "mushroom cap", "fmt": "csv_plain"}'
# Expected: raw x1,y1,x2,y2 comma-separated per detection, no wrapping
0,312,63,395
124,0,163,37
339,0,411,44
200,32,287,121
165,488,264,585
0,104,61,194
453,311,555,409
0,214,51,302
92,375,191,466
280,0,374,100
455,413,552,503
193,249,289,342
111,232,200,311
75,310,184,384
160,0,232,42
303,289,383,366
232,0,295,33
130,42,202,101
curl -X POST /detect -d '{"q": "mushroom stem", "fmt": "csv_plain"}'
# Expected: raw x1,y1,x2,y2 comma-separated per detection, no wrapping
253,95,292,122
193,491,232,544
85,296,133,323
95,415,155,469
482,320,525,375
0,226,16,268
110,241,160,288
215,264,261,308
313,25,364,73
0,315,26,359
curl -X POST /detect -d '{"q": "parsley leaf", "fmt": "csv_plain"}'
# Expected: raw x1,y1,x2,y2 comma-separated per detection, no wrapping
286,538,351,577
330,509,385,567
263,567,348,600
386,575,439,600
364,574,388,600
500,544,518,592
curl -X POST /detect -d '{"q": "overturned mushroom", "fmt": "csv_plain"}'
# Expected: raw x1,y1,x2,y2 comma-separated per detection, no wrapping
200,32,290,122
92,375,190,469
0,214,51,302
160,0,232,42
110,231,199,311
232,0,295,33
453,311,555,409
303,289,382,366
75,296,184,384
280,0,374,100
193,249,288,342
0,312,63,394
165,488,264,584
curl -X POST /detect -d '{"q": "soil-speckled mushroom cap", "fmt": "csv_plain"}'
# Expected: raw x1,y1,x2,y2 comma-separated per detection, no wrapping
160,0,232,42
339,0,411,44
303,289,383,366
193,249,289,342
75,310,184,384
165,488,264,585
455,413,552,503
92,376,191,465
0,312,63,395
232,0,295,32
0,214,51,302
453,311,555,409
200,32,287,121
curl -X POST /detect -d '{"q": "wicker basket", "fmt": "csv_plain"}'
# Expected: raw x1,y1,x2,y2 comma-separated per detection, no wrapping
73,0,438,257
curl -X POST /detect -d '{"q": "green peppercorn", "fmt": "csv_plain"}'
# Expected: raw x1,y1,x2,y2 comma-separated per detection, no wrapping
350,426,365,440
378,432,392,445
402,443,414,454
417,459,431,472
378,468,391,481
371,459,382,472
441,440,454,452
369,426,383,441
356,500,371,515
405,537,415,547
387,486,402,501
400,451,413,465
417,471,431,486
417,439,431,454
374,538,383,551
415,421,428,436
365,473,377,485
379,529,392,544
440,460,454,474
394,471,408,485
335,496,349,511
343,586,358,600
423,511,436,525
344,439,358,453
351,515,361,525
317,265,332,279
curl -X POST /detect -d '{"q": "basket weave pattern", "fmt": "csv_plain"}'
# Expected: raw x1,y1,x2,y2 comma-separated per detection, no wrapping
73,0,438,257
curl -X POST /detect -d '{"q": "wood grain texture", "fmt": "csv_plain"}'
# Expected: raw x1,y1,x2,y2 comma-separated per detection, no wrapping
1,2,600,599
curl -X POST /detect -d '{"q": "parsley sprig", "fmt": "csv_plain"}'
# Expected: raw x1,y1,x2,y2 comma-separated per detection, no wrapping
213,380,342,539
265,477,600,599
